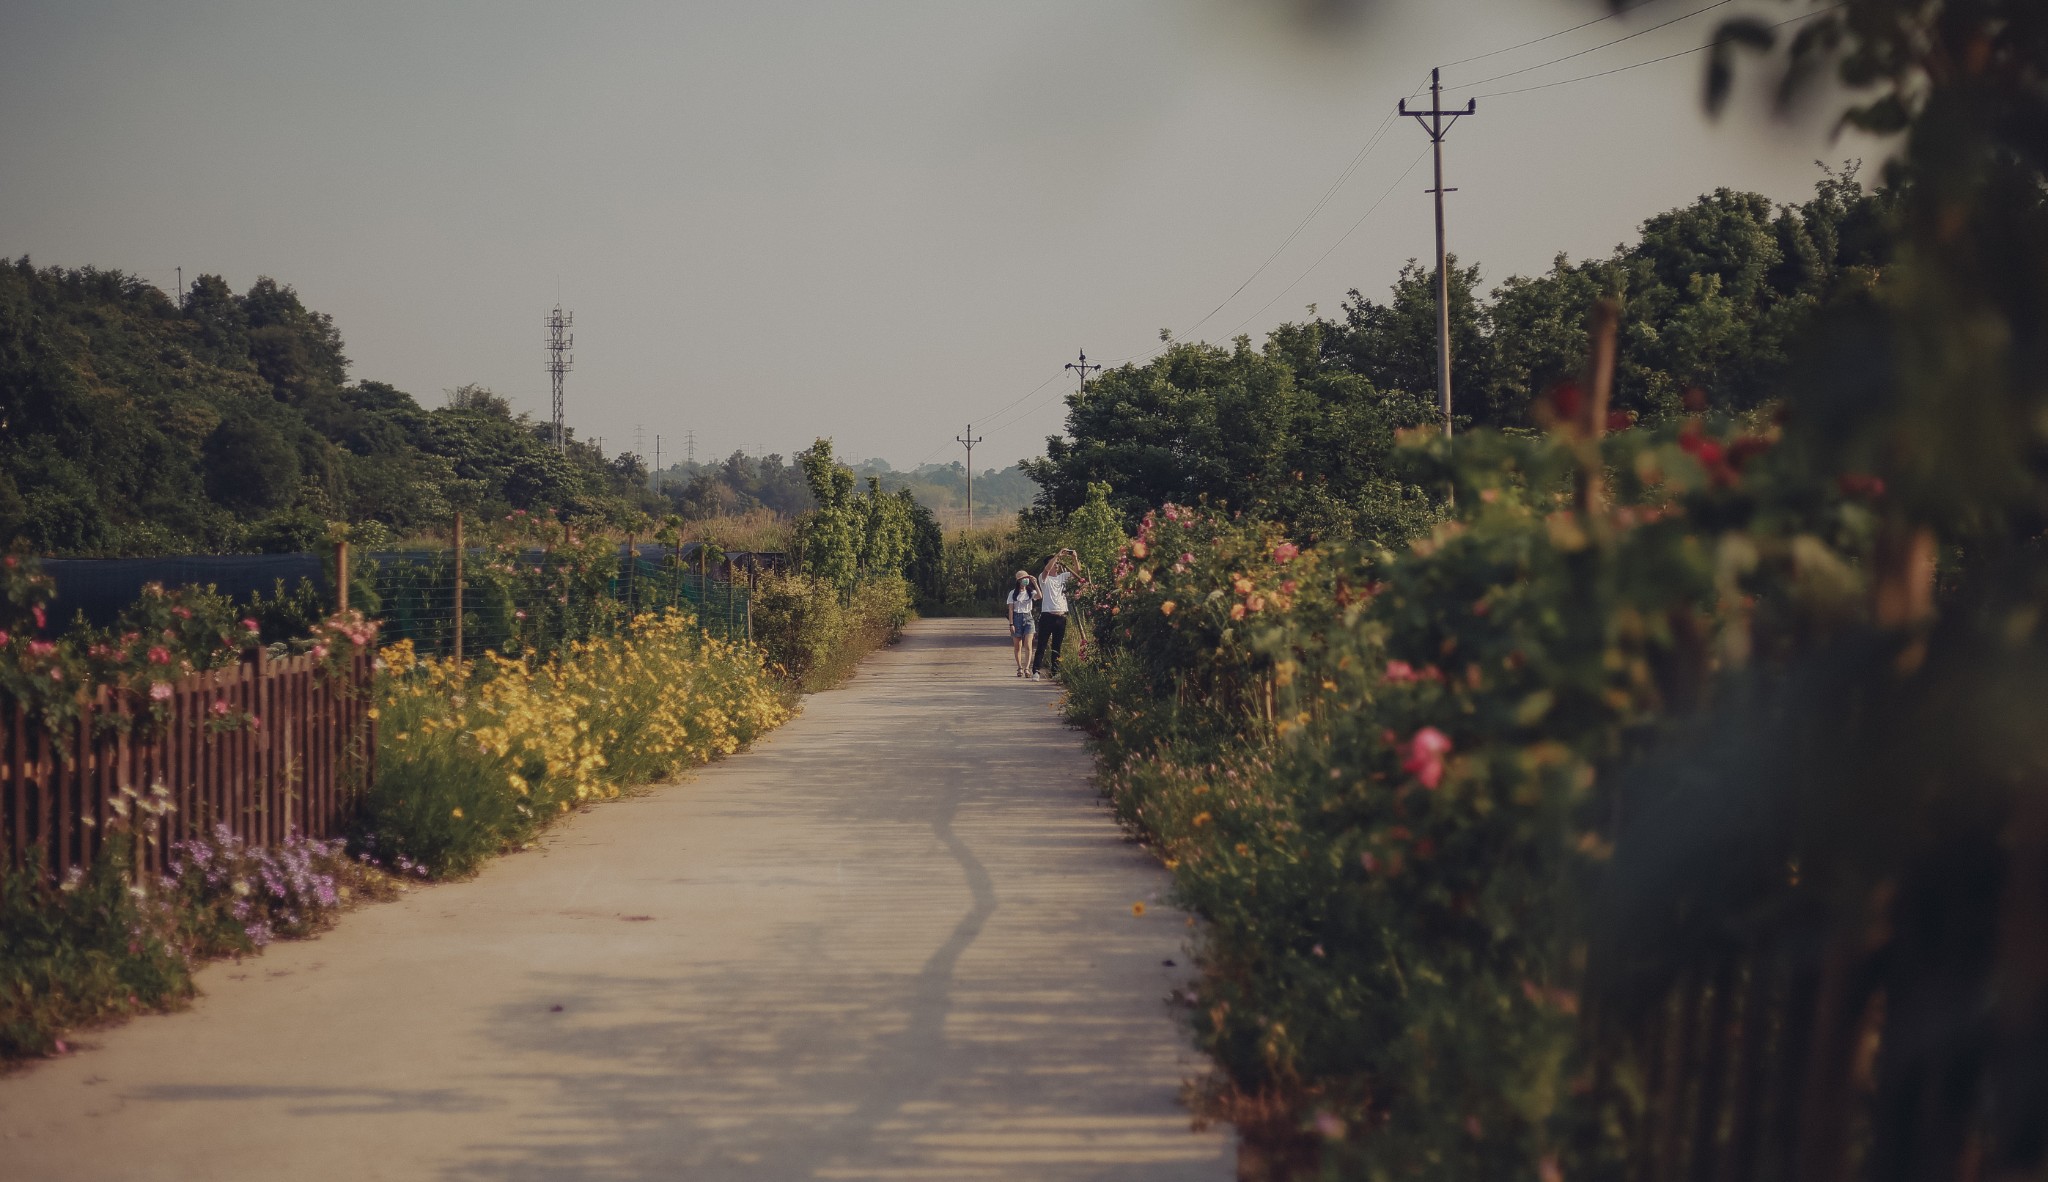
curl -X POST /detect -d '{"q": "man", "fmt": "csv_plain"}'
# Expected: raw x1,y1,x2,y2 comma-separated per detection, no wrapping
1029,548,1083,680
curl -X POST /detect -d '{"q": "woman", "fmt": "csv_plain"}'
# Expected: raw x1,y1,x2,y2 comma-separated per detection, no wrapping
1004,570,1038,677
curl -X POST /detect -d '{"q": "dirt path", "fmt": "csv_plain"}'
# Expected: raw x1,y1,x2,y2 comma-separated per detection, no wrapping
0,619,1231,1181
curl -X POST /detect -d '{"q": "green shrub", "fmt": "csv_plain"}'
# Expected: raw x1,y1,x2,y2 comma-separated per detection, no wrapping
752,572,910,692
0,848,193,1060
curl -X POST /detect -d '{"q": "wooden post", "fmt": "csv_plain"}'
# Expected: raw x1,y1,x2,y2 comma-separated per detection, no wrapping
334,541,350,614
1577,299,1620,515
625,534,636,621
452,512,465,663
727,559,736,641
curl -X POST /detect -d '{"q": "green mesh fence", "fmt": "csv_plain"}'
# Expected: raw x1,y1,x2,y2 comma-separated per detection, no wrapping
363,547,750,661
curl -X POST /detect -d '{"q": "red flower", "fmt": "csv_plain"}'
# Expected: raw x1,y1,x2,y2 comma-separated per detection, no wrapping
1728,434,1774,468
1605,409,1636,433
31,605,46,630
1383,660,1418,684
1272,543,1300,565
1401,727,1453,790
147,646,172,666
1549,381,1583,421
1678,424,1737,486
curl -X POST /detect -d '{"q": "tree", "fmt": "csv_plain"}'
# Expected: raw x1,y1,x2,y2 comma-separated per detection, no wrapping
203,415,299,513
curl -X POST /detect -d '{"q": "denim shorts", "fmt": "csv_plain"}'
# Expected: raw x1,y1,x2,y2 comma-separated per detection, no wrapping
1009,612,1035,638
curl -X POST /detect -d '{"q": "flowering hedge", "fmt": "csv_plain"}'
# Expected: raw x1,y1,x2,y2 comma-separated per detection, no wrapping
1063,408,1910,1176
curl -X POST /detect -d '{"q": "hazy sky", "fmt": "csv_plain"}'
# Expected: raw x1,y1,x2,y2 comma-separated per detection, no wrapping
0,0,1883,471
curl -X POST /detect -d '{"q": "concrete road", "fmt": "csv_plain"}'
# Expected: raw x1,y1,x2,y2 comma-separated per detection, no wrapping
0,619,1232,1182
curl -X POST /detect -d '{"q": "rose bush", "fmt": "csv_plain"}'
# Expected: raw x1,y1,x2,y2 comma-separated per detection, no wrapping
1063,407,1903,1175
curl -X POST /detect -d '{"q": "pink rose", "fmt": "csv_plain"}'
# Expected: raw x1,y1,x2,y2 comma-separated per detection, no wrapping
310,645,328,661
1383,660,1417,684
210,699,229,717
1401,727,1453,790
0,630,9,646
241,619,260,634
147,646,172,665
1273,542,1300,565
28,640,55,657
149,683,172,701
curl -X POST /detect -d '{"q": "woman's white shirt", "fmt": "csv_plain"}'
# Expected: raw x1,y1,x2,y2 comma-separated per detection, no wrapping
1006,589,1035,615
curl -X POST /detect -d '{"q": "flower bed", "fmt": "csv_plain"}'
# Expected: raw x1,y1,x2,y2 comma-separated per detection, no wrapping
365,608,792,876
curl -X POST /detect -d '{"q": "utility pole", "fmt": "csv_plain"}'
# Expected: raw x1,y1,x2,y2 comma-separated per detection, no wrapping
684,430,695,467
1065,349,1101,398
955,424,983,532
175,266,183,310
654,435,662,495
545,305,574,452
1399,67,1476,439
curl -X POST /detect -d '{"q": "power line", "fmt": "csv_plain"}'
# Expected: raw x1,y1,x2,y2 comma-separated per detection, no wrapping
1450,0,1736,92
1223,148,1429,338
1436,0,1682,69
973,145,1430,444
1471,5,1841,100
918,73,1433,461
1107,106,1405,362
917,4,1818,468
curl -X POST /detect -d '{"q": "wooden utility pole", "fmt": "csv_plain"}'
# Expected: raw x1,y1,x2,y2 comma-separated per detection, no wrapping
1576,300,1620,515
955,424,983,531
1065,349,1101,399
452,512,465,662
1400,68,1477,438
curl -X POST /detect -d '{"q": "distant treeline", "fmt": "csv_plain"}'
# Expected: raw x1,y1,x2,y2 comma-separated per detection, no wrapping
655,454,1037,523
0,260,664,555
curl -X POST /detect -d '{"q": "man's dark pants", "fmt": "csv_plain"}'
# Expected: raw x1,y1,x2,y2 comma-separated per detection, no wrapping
1032,611,1068,675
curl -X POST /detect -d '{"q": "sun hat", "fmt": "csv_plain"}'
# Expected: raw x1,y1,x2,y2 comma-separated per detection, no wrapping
1014,570,1030,580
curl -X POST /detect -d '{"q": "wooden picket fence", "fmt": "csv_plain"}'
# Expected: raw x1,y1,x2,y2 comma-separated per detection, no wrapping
0,650,376,880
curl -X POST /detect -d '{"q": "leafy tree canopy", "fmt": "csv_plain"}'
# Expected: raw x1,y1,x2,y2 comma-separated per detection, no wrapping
0,261,664,554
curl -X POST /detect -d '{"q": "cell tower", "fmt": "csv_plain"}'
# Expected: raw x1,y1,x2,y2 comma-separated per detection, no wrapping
545,306,574,452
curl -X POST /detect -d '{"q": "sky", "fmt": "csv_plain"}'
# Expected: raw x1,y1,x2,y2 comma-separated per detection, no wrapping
0,0,1886,473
